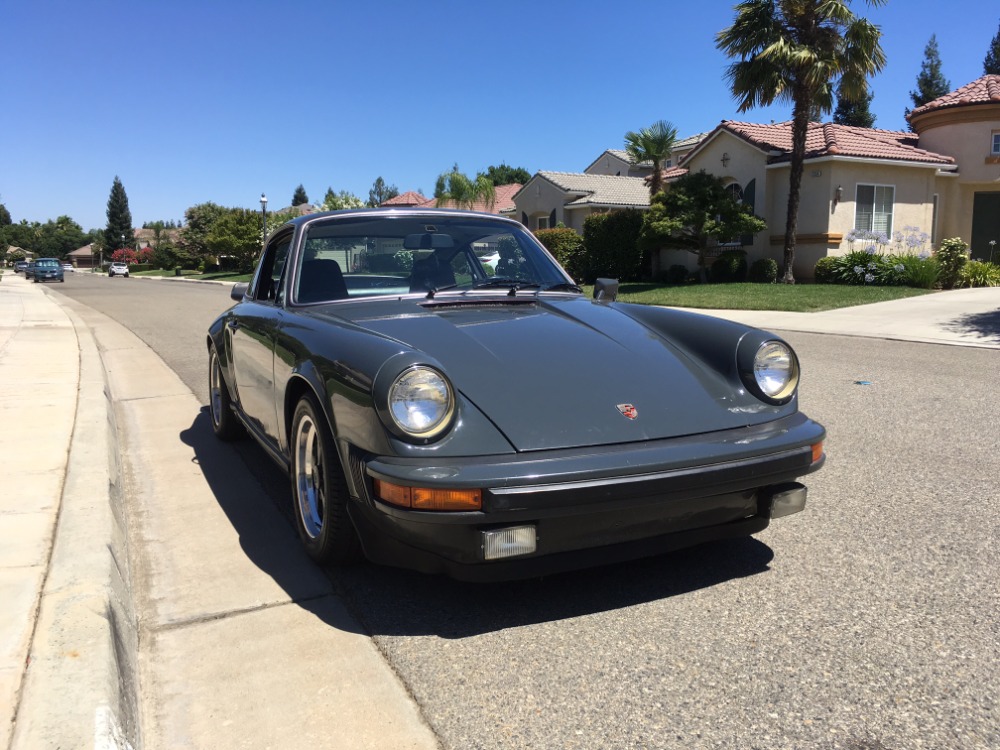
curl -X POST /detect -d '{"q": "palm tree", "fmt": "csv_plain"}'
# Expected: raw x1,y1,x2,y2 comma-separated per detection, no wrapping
434,165,496,210
623,120,678,197
717,0,886,283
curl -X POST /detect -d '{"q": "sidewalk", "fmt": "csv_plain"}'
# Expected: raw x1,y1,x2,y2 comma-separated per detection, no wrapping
1,271,997,747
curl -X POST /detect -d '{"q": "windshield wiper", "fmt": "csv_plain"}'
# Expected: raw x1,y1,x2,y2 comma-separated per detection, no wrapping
472,278,543,296
541,282,583,293
425,283,459,299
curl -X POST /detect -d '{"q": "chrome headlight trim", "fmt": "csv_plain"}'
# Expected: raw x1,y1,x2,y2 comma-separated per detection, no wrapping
387,365,456,441
752,340,799,402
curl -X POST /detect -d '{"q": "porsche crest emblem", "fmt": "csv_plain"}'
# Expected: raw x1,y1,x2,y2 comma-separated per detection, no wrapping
616,404,638,420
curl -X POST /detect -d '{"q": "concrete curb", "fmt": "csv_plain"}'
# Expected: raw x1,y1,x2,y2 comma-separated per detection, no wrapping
9,290,139,748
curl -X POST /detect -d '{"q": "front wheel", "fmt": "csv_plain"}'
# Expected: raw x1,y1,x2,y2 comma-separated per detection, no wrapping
290,394,361,565
208,344,245,441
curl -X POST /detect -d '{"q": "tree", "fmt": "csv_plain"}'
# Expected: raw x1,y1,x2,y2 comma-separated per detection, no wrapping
984,19,1000,75
908,34,950,122
36,216,88,260
0,203,11,227
833,82,876,127
479,163,531,187
716,0,886,283
179,202,227,262
366,177,400,207
104,176,134,251
638,171,767,280
319,188,364,211
205,208,264,273
292,184,309,206
434,165,496,210
623,120,678,197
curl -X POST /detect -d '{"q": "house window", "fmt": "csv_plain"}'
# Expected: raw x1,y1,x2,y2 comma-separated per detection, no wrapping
726,183,744,204
992,132,1000,154
855,184,894,235
537,216,549,230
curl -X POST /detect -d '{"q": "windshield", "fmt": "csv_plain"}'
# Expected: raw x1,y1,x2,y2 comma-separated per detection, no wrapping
36,259,59,268
294,214,574,302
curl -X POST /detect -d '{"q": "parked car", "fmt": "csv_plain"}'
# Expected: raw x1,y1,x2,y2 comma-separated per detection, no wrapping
32,258,64,283
24,262,36,279
207,209,826,581
62,262,74,272
14,260,28,273
108,262,129,277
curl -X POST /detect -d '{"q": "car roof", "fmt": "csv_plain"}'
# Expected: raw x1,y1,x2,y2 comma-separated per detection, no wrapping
278,207,520,231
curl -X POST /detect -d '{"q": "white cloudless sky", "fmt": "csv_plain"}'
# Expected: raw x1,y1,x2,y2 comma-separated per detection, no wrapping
3,0,997,230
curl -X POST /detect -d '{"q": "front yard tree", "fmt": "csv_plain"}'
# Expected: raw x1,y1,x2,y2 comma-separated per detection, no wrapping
104,176,134,251
717,0,886,283
292,184,309,206
984,20,1000,74
180,202,227,262
0,203,11,227
205,208,263,273
907,34,951,122
367,177,399,207
320,188,365,210
480,163,531,187
624,120,678,197
434,165,496,210
638,170,767,280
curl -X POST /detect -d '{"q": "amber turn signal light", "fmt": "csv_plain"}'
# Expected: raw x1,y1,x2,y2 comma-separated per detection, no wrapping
374,479,482,511
811,441,824,464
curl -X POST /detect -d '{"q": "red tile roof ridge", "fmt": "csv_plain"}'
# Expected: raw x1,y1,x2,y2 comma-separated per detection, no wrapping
909,75,1000,118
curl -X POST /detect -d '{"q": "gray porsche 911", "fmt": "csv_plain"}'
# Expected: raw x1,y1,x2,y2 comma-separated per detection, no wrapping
207,208,825,580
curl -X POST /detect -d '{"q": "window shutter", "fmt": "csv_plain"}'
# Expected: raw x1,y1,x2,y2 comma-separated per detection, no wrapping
549,209,557,228
522,211,529,225
740,179,756,246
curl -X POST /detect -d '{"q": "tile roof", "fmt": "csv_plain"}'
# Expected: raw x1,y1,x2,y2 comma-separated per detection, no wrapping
537,172,650,208
381,190,427,206
420,183,522,215
603,132,710,168
721,121,954,166
909,75,1000,118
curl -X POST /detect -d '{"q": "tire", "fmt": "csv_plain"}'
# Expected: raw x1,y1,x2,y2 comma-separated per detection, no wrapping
290,394,362,564
208,344,245,441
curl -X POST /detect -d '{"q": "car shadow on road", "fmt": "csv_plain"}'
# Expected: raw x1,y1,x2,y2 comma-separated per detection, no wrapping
335,537,774,638
183,407,775,640
943,307,1000,343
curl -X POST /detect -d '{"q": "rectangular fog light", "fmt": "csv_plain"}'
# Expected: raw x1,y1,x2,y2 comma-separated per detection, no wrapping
482,526,536,561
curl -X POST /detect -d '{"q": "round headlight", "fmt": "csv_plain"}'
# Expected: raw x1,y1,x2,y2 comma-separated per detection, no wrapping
753,341,799,400
388,366,455,439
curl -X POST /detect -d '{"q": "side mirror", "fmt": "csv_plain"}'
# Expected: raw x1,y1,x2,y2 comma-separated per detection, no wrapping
593,278,619,303
231,282,249,302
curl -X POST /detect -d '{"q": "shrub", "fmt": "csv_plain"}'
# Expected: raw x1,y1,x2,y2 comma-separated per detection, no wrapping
366,250,413,274
749,257,778,283
582,209,646,283
662,264,690,285
890,253,938,289
536,227,585,280
936,237,969,289
959,260,1000,288
711,249,747,283
814,256,837,284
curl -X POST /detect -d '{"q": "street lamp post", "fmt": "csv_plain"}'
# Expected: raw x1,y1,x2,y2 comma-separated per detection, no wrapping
260,193,268,246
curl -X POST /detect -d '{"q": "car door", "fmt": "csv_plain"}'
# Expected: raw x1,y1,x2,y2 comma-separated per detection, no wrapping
229,230,292,445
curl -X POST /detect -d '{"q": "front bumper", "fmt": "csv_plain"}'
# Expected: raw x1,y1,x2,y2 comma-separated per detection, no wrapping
352,413,825,580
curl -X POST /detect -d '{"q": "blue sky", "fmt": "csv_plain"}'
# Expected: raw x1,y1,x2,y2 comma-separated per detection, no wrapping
3,0,997,231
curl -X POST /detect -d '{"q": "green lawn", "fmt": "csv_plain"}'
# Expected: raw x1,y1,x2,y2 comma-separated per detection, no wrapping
124,268,933,312
581,282,934,312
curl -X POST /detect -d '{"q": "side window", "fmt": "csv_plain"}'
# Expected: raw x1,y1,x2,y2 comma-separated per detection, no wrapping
249,233,292,302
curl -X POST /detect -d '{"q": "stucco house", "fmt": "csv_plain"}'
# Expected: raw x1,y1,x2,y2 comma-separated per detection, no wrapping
381,185,521,216
514,75,1000,279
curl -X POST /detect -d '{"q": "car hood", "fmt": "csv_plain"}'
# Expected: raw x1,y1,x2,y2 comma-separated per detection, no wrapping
313,297,786,452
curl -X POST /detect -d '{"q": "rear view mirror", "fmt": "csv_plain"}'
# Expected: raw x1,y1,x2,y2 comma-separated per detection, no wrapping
593,278,619,302
231,283,249,302
403,233,455,251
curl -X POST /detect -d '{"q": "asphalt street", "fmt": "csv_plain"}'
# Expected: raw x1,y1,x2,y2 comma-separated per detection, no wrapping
50,274,999,750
